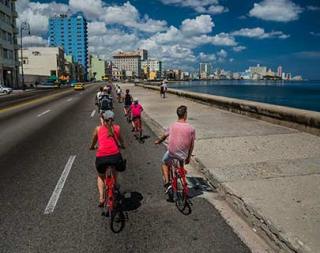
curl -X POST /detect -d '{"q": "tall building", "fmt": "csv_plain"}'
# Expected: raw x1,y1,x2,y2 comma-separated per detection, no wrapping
113,51,141,78
199,63,211,79
48,13,88,80
0,0,19,88
277,66,282,78
138,49,148,61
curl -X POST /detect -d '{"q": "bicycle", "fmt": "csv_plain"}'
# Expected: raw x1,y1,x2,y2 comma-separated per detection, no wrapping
102,166,125,233
132,117,143,140
168,159,192,215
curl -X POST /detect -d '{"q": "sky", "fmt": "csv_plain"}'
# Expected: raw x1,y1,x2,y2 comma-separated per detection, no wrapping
16,0,320,79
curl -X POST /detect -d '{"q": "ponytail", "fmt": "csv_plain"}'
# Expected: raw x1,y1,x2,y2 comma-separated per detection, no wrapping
103,119,114,137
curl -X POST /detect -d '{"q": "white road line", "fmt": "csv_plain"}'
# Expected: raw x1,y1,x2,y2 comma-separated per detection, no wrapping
44,155,76,214
37,110,51,117
90,110,96,118
67,98,73,102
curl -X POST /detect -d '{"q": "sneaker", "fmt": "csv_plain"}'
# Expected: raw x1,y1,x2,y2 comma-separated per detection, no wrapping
164,184,172,194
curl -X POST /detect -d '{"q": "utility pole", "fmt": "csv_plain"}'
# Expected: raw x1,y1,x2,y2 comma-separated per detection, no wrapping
20,21,30,90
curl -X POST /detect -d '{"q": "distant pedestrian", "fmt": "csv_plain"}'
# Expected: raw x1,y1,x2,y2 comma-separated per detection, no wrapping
160,81,168,99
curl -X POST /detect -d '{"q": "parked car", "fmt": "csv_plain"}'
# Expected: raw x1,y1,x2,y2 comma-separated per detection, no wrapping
36,81,60,89
0,84,13,94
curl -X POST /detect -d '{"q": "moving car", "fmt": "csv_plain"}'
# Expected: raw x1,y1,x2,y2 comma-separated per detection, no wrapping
74,83,85,91
36,81,60,89
0,84,13,94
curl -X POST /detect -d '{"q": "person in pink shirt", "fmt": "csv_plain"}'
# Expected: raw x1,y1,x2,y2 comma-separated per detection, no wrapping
90,110,125,207
129,98,143,138
155,105,195,194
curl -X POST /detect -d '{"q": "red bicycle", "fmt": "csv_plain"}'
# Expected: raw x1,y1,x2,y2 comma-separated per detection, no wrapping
169,159,192,215
132,117,142,139
102,166,125,233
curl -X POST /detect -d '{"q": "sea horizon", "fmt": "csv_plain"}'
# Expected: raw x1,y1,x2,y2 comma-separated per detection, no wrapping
170,79,320,112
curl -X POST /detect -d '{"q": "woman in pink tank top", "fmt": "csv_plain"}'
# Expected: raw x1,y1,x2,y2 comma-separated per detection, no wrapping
90,110,125,207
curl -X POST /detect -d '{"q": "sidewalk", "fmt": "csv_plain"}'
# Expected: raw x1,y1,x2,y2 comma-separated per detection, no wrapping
123,82,320,253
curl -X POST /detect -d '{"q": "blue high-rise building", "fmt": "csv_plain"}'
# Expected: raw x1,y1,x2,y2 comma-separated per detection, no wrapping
48,13,88,80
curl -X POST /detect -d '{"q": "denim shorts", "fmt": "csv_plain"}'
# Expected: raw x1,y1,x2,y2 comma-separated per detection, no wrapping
162,151,183,166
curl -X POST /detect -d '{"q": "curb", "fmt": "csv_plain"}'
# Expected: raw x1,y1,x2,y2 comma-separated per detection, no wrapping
138,84,305,253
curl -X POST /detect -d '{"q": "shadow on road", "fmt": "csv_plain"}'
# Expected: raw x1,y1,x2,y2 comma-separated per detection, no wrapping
187,176,215,199
121,191,143,212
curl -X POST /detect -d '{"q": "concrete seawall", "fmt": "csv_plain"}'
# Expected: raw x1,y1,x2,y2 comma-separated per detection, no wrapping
137,83,320,136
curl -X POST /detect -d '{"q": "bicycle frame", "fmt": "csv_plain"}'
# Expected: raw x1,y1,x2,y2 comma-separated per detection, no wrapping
170,160,189,198
105,167,116,215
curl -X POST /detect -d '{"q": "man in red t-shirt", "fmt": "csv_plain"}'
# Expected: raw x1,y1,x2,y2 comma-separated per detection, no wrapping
155,105,195,193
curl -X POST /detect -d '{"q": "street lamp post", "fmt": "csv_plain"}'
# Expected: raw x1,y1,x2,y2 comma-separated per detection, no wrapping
20,21,30,90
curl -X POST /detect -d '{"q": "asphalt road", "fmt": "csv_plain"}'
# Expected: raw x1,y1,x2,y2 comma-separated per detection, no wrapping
0,83,251,253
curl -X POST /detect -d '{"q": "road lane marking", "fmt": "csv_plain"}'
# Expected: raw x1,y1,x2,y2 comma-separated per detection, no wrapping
67,98,73,102
44,155,76,214
0,89,73,114
90,110,96,118
37,110,51,117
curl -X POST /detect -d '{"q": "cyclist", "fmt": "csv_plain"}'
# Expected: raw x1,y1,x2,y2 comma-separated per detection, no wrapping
99,87,113,112
90,110,125,207
116,86,122,103
95,87,103,108
123,89,133,119
129,98,143,137
155,105,195,194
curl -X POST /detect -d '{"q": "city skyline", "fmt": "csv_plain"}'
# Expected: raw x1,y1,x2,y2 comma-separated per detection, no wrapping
17,0,320,79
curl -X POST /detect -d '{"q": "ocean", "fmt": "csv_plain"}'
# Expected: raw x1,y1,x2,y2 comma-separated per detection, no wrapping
170,80,320,112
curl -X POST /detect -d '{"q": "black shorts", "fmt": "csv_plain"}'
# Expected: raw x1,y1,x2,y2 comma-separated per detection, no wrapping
95,153,123,174
132,116,141,121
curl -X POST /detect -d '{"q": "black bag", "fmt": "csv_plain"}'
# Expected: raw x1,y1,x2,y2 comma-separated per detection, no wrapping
100,95,112,111
117,155,127,172
111,130,127,172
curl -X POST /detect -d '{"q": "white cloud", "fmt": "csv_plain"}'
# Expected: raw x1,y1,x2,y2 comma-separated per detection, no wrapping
217,49,227,58
310,32,320,37
101,2,167,33
160,0,228,15
293,51,320,59
249,0,303,22
233,46,246,52
22,35,48,47
69,0,103,19
88,21,108,36
180,15,214,35
16,1,69,34
232,27,290,39
199,52,216,62
307,6,320,11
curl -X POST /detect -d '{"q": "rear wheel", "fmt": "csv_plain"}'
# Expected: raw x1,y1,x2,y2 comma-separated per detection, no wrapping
175,176,191,215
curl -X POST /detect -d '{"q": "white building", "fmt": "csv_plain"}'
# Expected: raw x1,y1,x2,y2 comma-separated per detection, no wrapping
248,64,267,79
0,0,19,88
20,47,65,85
113,51,141,78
